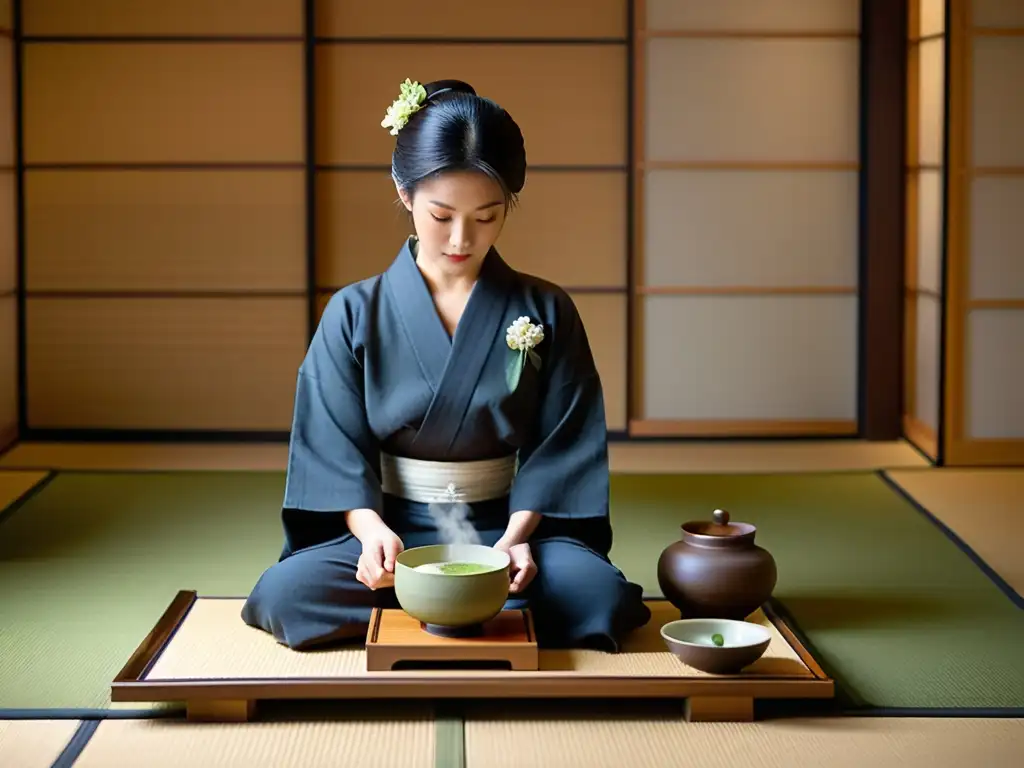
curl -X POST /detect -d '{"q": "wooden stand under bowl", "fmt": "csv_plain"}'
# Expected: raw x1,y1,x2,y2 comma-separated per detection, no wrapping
364,607,539,671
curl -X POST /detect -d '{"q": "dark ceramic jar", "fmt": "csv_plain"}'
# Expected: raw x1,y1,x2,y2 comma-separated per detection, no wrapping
656,509,777,620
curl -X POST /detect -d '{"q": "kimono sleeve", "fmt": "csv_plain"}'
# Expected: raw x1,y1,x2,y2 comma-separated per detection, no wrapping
280,292,383,554
507,293,610,522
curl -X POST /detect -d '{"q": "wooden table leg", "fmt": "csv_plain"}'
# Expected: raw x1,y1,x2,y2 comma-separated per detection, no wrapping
186,699,256,722
685,696,754,722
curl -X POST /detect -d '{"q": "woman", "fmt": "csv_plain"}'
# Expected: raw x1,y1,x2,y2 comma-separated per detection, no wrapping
241,78,651,652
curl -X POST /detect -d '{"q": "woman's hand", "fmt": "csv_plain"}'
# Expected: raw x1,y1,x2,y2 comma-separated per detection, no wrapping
356,527,404,590
496,511,541,593
498,541,537,594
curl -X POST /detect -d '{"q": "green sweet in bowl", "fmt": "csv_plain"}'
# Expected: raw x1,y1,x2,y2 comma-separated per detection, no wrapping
394,543,510,629
660,618,771,674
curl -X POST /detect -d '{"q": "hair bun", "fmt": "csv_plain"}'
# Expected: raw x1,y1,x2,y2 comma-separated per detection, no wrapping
425,79,477,100
389,77,527,202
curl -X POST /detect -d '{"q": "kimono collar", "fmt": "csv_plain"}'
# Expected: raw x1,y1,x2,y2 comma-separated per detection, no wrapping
384,237,517,455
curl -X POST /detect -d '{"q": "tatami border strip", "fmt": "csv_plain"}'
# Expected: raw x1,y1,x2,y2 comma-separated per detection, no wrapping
49,719,99,768
434,705,466,768
877,470,1023,609
0,707,181,720
0,469,56,529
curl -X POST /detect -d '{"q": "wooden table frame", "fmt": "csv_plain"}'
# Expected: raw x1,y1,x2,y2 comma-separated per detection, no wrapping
112,591,835,723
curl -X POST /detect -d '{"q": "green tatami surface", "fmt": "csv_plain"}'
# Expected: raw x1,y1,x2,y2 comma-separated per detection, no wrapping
609,473,1024,711
0,471,286,712
0,470,1021,714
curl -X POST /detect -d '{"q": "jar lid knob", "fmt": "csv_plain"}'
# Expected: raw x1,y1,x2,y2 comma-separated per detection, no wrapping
712,509,730,525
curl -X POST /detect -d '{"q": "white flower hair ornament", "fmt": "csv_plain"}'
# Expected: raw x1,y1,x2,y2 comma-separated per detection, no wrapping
381,79,427,136
505,316,544,391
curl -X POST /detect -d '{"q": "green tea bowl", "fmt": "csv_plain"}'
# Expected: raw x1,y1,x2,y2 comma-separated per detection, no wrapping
394,543,511,635
660,618,771,674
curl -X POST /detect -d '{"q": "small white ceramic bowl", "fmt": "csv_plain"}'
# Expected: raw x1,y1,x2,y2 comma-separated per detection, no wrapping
660,618,771,674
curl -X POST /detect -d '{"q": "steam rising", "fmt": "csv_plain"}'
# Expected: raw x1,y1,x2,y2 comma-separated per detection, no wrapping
427,500,481,546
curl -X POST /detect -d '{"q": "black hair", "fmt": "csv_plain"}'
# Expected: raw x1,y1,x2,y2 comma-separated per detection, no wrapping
390,79,527,209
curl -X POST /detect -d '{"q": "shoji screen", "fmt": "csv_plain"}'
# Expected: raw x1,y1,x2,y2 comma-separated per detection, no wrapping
20,0,308,434
903,0,946,460
633,0,862,437
313,0,631,431
0,1,14,448
943,0,1024,465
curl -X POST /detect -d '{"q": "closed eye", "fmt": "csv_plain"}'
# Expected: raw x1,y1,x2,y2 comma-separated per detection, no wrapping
431,213,497,224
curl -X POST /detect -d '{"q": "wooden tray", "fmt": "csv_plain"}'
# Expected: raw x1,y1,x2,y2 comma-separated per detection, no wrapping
111,591,834,724
365,608,539,671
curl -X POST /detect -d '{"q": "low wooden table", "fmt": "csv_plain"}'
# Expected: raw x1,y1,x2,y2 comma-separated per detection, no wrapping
112,591,834,723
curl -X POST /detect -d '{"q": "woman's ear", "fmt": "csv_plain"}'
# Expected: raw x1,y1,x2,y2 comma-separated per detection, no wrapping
394,179,413,211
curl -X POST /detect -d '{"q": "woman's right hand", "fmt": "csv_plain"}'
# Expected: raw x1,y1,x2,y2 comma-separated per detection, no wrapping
356,527,404,590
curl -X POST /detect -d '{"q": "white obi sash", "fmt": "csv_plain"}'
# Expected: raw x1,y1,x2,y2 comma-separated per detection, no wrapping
379,452,517,504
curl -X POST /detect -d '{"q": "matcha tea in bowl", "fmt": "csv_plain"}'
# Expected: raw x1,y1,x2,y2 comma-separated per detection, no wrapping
393,543,511,636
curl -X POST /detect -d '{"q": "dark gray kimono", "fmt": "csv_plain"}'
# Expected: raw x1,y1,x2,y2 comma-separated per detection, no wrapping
242,239,650,650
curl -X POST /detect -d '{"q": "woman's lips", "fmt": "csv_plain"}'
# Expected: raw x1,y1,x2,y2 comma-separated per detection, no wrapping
445,253,470,263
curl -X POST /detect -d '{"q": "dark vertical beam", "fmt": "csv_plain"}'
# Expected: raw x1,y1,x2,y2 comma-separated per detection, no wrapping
935,0,952,466
303,0,318,342
858,0,908,440
13,0,26,436
625,0,635,431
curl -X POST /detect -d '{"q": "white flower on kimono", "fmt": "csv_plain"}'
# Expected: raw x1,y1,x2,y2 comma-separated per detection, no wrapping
381,79,427,136
505,316,544,391
506,315,544,352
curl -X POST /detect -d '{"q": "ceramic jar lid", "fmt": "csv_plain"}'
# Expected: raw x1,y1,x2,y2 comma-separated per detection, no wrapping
682,509,757,545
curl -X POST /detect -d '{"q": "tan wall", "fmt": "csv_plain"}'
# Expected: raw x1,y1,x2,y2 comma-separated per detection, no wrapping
0,2,16,449
16,0,867,440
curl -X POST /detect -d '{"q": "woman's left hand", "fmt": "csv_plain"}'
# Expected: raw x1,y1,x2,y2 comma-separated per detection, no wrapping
499,542,537,594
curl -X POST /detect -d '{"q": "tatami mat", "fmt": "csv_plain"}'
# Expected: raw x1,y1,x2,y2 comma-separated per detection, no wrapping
74,709,436,768
0,439,929,474
0,719,80,768
464,706,1024,767
3,470,1021,712
0,469,50,511
885,468,1024,599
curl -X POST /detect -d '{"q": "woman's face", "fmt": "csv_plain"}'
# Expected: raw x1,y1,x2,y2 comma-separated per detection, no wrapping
397,170,508,281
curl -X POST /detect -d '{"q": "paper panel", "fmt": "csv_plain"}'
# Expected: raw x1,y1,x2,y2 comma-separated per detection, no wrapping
641,294,857,420
645,38,859,162
25,169,306,291
23,43,304,163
